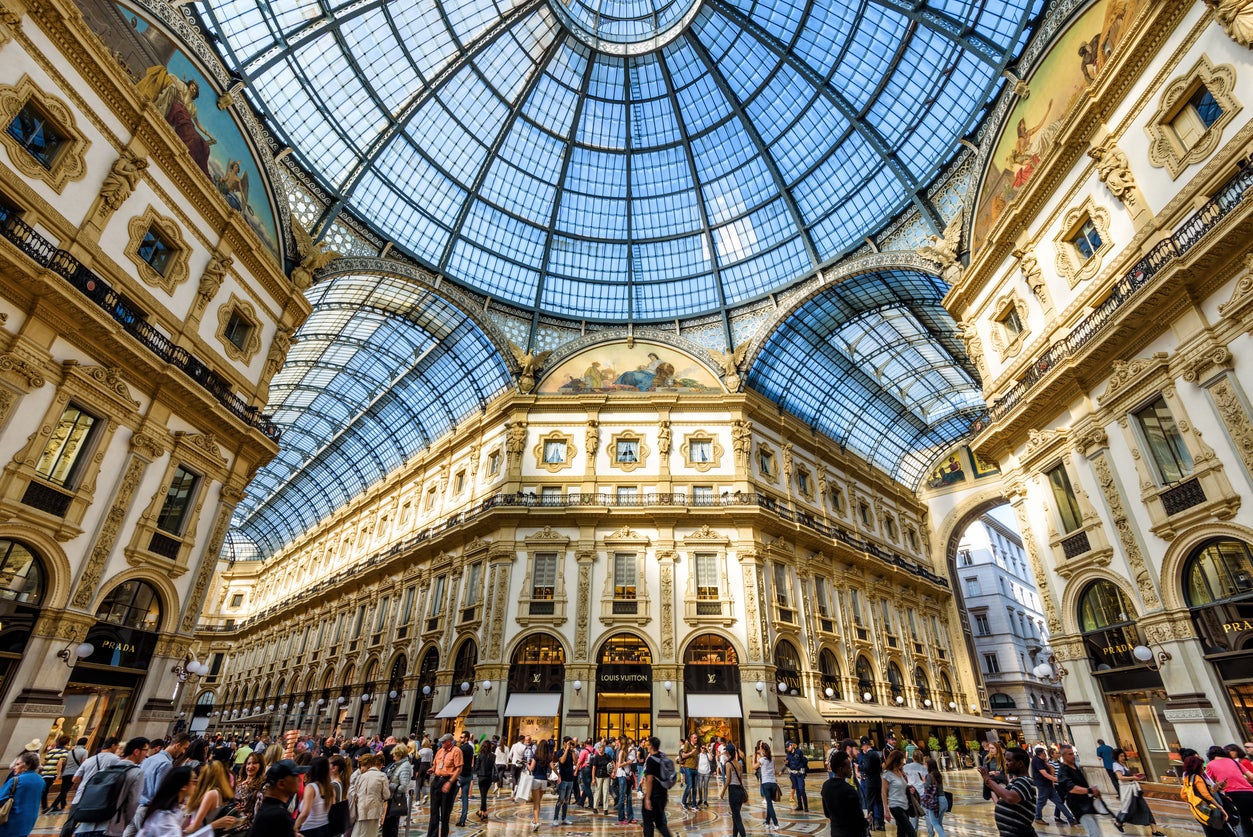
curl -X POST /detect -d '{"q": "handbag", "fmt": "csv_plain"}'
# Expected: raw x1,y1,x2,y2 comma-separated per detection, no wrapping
328,780,349,834
906,785,924,819
0,792,12,826
514,771,533,802
728,784,748,805
772,784,781,802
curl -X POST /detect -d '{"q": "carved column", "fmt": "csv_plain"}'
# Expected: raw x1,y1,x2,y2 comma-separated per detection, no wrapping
736,547,764,663
658,549,676,664
574,548,595,664
0,609,96,759
1006,482,1063,636
1204,372,1253,481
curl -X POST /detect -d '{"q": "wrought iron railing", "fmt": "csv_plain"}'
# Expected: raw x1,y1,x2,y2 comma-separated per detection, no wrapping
971,161,1253,434
1160,477,1206,516
0,208,282,441
216,488,950,632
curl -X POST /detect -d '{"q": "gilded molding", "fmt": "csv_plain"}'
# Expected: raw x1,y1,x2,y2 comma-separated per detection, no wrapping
1090,452,1161,610
97,150,147,215
1145,55,1242,179
70,455,147,608
214,294,263,363
0,352,47,389
125,206,191,294
0,75,89,192
1099,353,1170,403
194,253,231,316
129,431,165,460
659,558,675,660
1054,198,1112,288
740,560,762,661
1204,0,1253,48
532,431,575,473
181,503,235,632
574,560,590,662
1218,255,1253,325
1207,375,1253,480
1088,142,1141,208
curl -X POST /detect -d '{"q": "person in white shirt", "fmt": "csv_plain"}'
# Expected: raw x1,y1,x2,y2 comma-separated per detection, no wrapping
69,738,122,809
902,750,929,831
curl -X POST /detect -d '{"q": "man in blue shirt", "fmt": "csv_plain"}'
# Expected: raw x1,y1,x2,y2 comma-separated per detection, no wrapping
1095,740,1119,799
121,733,190,837
785,742,809,812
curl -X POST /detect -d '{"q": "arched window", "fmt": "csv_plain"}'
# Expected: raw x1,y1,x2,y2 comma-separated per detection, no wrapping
509,633,565,692
599,634,652,664
775,639,803,695
96,579,161,630
684,633,738,665
886,662,905,700
0,540,45,605
453,640,478,687
1185,539,1253,606
990,692,1016,710
819,649,841,700
855,656,875,702
683,633,739,692
1077,579,1134,632
914,667,930,698
512,634,565,665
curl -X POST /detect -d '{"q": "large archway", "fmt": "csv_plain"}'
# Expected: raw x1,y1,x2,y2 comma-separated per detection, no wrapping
595,633,653,742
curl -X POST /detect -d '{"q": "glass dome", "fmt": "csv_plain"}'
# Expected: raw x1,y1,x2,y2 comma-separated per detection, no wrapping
200,0,1040,321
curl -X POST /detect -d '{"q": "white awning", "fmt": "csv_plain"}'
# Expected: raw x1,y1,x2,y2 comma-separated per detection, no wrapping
434,696,473,719
503,693,562,717
778,695,827,726
686,693,742,718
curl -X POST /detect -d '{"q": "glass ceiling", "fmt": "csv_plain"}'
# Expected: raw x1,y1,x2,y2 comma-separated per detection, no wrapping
199,0,1040,321
747,269,982,487
233,274,512,556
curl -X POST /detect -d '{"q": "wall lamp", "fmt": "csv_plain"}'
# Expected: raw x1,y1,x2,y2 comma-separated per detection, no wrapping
777,682,788,694
663,680,674,695
460,681,472,694
58,642,94,668
573,680,582,694
1132,644,1172,671
172,656,209,683
755,681,766,695
1032,655,1068,683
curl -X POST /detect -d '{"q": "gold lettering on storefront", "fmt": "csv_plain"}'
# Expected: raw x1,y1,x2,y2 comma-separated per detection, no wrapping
100,640,136,653
1223,621,1253,633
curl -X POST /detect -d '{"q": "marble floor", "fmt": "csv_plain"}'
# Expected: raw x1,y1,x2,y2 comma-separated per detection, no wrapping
30,770,1205,836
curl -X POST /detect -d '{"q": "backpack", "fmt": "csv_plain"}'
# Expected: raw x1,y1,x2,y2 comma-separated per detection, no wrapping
652,754,678,790
74,762,138,822
592,753,612,778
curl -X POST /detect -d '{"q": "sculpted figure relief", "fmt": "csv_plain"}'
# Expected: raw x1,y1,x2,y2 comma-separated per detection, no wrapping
915,208,964,284
290,219,340,290
1206,0,1253,47
712,342,748,391
1089,143,1137,205
99,151,147,212
508,342,553,394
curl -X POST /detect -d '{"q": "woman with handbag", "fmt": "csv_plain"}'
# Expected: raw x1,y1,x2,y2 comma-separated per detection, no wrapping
350,754,390,837
1208,745,1253,837
381,745,413,837
1111,749,1164,837
718,744,748,837
920,758,946,837
754,742,780,831
614,739,635,824
881,749,918,837
1185,754,1237,837
475,740,495,822
0,753,44,837
526,740,551,832
295,757,335,837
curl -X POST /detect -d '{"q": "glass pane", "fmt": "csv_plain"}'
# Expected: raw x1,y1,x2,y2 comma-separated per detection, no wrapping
1078,580,1131,632
1046,465,1083,534
7,104,65,168
1134,398,1193,484
156,466,198,534
0,540,44,604
1185,539,1253,606
35,405,97,486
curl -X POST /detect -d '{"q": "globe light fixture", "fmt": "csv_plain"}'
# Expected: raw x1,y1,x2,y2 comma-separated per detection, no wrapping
755,681,766,693
862,691,873,702
461,681,471,693
824,687,835,698
572,680,582,694
777,682,788,693
948,701,957,710
895,695,904,705
481,680,493,692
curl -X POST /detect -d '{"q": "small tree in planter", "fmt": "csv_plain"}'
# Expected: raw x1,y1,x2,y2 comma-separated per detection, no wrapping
945,734,959,755
928,735,941,755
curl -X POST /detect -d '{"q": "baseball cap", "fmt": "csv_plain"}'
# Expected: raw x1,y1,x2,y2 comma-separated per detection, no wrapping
439,733,455,744
265,759,309,783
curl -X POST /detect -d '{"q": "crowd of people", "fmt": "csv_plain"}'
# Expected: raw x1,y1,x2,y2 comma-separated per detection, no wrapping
2,729,1253,837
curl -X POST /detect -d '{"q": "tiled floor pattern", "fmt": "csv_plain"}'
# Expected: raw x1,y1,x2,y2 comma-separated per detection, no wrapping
30,771,1205,836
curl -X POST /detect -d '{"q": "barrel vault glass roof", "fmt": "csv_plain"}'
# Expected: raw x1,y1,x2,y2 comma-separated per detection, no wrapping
747,269,983,487
199,0,1042,321
233,274,512,556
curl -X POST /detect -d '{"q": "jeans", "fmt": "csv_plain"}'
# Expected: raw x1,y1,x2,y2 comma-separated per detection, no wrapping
728,788,746,837
761,782,778,826
458,778,472,823
1034,783,1074,822
681,767,697,807
890,805,917,837
617,777,634,821
696,773,710,806
554,780,574,822
478,777,492,813
790,772,808,811
1076,813,1102,837
642,798,672,837
922,797,948,837
578,769,593,806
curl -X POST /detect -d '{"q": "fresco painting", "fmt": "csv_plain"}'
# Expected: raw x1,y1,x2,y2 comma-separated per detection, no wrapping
539,343,724,395
73,0,281,259
972,0,1143,251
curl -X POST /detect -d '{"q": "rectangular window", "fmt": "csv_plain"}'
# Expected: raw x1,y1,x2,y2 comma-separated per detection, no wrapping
965,576,981,596
334,613,345,643
488,451,502,475
974,614,990,635
613,553,637,600
959,549,972,566
831,489,844,512
850,589,864,625
694,552,719,601
616,486,638,503
692,485,714,504
138,226,176,276
983,653,1000,674
758,450,772,475
425,489,436,510
229,593,244,608
532,553,557,600
1134,397,1193,484
35,404,98,487
454,471,466,494
689,439,712,463
884,516,897,539
797,470,810,495
352,604,366,638
223,310,253,351
999,306,1023,339
1070,219,1103,262
7,102,66,169
1046,464,1084,533
931,615,945,648
430,576,446,617
400,502,412,524
1173,85,1224,148
616,439,639,463
859,502,871,526
400,586,415,624
907,609,919,639
814,576,831,617
1006,608,1018,635
880,598,893,633
374,597,390,631
156,466,198,534
540,486,562,505
773,563,790,608
464,561,483,606
543,440,567,464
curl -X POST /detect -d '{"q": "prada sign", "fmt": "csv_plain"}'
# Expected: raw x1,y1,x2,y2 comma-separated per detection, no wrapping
81,623,159,671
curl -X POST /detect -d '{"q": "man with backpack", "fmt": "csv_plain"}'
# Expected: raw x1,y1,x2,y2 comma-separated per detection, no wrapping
641,736,675,837
71,737,148,837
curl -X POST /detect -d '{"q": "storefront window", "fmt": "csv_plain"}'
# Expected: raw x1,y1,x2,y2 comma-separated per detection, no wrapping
1185,538,1253,740
597,634,652,742
819,650,841,700
683,633,741,744
1186,539,1253,606
0,540,45,703
96,580,161,630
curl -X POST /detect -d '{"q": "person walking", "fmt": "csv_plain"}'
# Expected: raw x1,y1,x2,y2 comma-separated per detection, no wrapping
590,742,612,815
251,760,307,837
1057,744,1103,837
821,751,867,837
455,735,475,827
903,750,927,831
920,757,947,837
1111,748,1164,836
881,749,917,837
72,737,148,837
382,743,413,837
136,765,239,837
492,738,508,797
553,737,576,826
427,735,462,837
525,738,550,832
786,742,809,812
979,747,1037,837
1096,740,1119,800
475,740,496,822
719,744,748,837
640,737,673,837
696,743,712,809
1029,745,1075,826
1206,745,1253,837
677,735,698,812
295,757,335,837
1,752,50,837
184,760,234,833
858,737,885,831
49,737,87,814
348,754,389,837
1183,754,1233,837
40,735,69,813
755,741,780,831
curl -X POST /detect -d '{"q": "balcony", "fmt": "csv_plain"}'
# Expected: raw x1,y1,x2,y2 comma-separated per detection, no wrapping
0,209,281,440
971,162,1253,435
